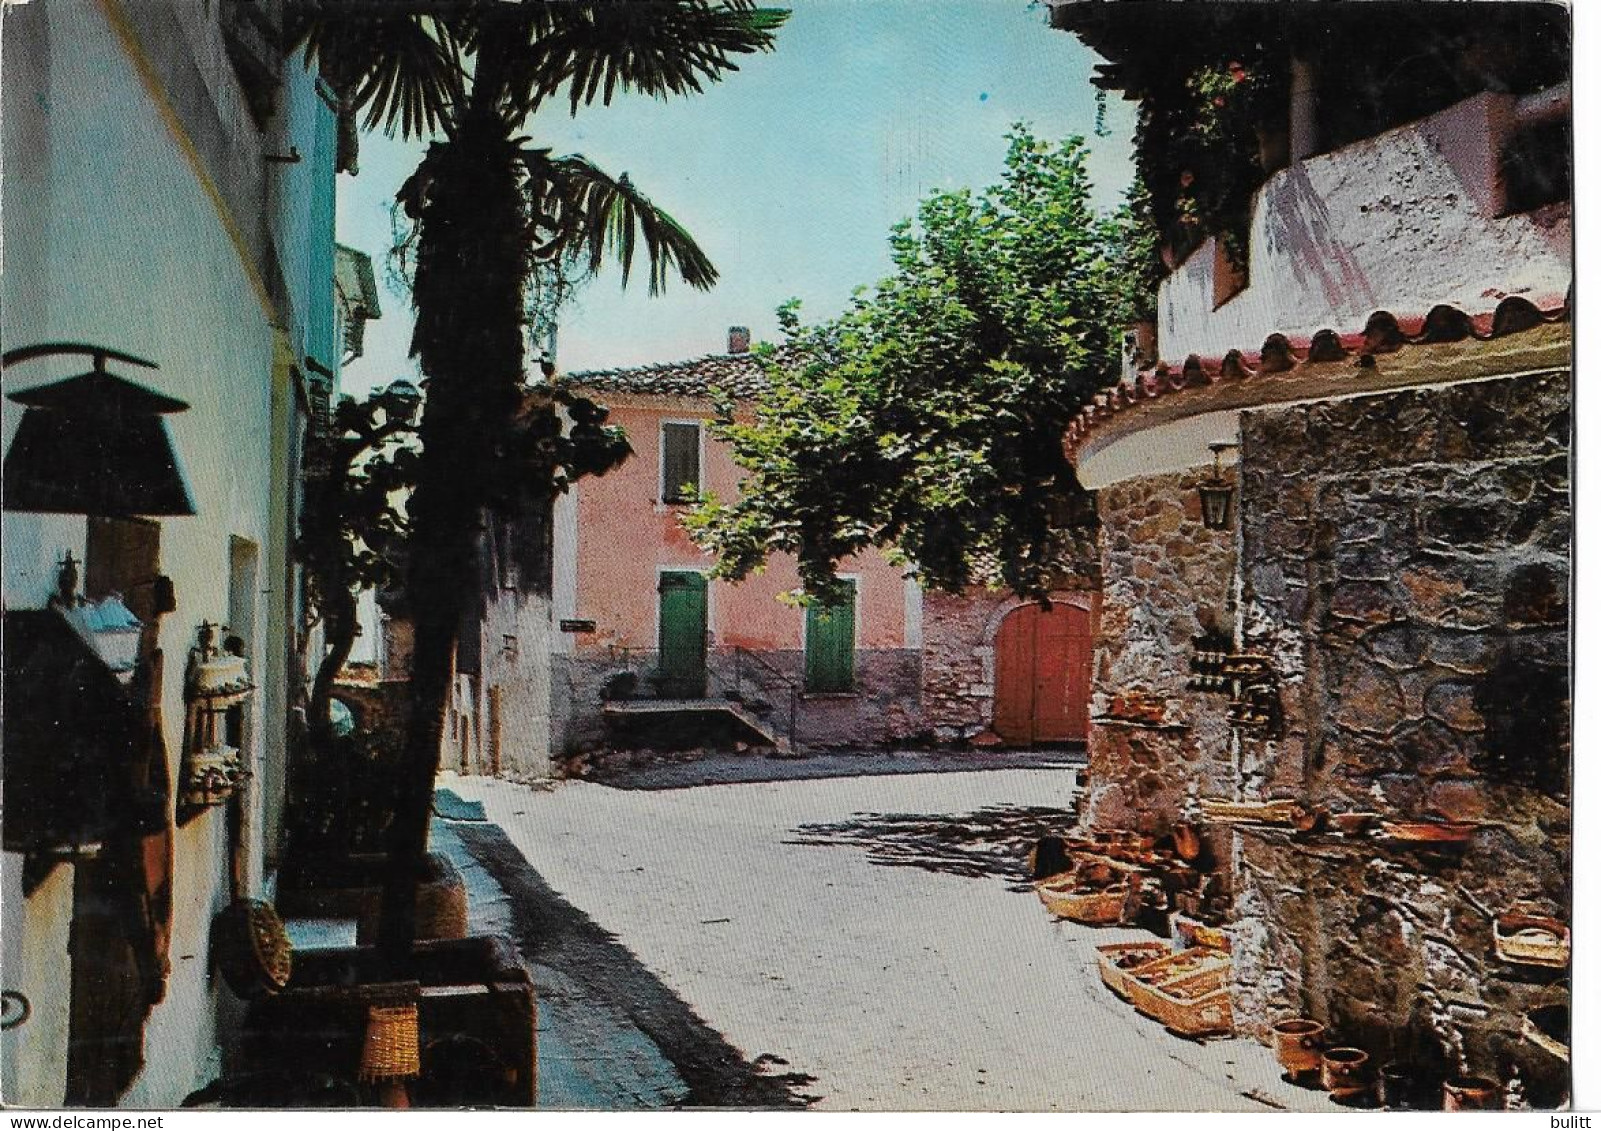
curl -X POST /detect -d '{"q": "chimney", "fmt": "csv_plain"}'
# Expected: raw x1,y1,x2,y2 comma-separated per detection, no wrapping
727,326,751,354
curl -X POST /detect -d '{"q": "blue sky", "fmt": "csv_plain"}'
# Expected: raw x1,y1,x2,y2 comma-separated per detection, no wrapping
334,0,1135,394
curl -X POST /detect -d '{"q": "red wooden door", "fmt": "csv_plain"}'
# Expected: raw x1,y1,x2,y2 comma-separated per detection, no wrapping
993,602,1094,743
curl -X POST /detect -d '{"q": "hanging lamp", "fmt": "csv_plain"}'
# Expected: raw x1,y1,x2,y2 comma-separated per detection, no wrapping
3,342,196,516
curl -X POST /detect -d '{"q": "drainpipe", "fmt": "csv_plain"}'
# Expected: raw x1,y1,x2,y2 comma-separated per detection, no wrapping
1288,57,1320,162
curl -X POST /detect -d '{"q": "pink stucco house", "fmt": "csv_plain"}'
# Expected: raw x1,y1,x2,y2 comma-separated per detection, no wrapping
548,330,925,754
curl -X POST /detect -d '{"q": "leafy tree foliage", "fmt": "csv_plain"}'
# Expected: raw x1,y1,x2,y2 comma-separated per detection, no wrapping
686,127,1148,600
296,383,421,752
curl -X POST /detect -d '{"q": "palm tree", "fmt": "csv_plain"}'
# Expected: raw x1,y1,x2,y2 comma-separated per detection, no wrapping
291,1,786,965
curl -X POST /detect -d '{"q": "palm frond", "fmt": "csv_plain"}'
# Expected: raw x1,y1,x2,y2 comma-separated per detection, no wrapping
523,150,718,294
480,0,788,118
289,6,467,139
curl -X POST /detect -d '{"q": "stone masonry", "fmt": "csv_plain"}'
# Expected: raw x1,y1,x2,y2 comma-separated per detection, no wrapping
1228,370,1570,1103
1083,467,1237,854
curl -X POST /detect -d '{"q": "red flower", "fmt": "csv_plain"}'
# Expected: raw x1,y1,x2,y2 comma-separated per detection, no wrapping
1179,170,1196,188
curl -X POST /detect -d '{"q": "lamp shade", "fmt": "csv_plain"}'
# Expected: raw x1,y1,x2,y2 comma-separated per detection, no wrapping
1198,479,1234,530
3,345,196,516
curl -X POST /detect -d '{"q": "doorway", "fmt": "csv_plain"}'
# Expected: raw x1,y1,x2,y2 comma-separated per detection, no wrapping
656,571,708,698
992,600,1095,744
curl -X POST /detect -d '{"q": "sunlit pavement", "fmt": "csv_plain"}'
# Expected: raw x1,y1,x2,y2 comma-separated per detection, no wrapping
440,768,1341,1112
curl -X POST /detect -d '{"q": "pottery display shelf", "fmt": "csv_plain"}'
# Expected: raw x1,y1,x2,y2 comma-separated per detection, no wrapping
1198,798,1307,826
1091,716,1192,732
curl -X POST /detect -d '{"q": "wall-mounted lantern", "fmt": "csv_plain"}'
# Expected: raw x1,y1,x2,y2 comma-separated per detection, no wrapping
1198,441,1239,531
180,621,253,813
2,343,196,516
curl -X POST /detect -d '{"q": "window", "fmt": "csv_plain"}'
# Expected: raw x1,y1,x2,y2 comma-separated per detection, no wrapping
804,580,857,693
661,422,701,504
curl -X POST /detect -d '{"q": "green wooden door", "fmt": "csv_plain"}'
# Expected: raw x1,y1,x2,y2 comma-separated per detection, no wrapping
657,571,708,698
805,582,856,692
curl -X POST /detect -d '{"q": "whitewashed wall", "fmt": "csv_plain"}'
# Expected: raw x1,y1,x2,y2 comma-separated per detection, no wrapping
1,0,328,1107
1155,92,1571,362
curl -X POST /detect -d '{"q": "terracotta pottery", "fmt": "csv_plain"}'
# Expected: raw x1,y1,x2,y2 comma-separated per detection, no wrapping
1291,806,1327,834
1442,1076,1501,1111
1330,812,1379,835
1271,1018,1326,1079
1320,1047,1371,1101
1171,822,1203,862
1376,820,1476,846
1493,913,1570,968
1522,1004,1570,1062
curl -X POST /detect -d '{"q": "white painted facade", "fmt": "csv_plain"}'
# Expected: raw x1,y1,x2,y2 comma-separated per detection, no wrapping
1153,92,1570,366
1077,89,1572,489
1,0,334,1107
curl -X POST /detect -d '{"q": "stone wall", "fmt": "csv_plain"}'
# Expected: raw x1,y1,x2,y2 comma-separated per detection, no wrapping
1230,369,1570,1100
1083,468,1237,841
553,647,922,756
450,589,555,781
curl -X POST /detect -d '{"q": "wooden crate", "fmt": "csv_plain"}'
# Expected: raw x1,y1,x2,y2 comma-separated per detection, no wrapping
1141,975,1234,1038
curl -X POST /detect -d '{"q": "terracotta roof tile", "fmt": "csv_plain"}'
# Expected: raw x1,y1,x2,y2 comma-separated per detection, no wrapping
1065,292,1570,462
562,348,779,400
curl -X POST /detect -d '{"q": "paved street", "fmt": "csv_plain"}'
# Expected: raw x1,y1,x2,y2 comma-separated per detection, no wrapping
440,768,1344,1112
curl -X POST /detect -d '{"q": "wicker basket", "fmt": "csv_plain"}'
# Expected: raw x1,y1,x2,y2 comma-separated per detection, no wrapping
1494,914,1570,968
1095,942,1172,1000
359,1003,421,1083
1142,977,1234,1038
1126,947,1231,1020
216,899,294,1000
1036,877,1129,925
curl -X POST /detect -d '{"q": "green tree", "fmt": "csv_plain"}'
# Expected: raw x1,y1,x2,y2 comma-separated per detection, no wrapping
297,383,421,757
686,126,1145,601
291,1,785,963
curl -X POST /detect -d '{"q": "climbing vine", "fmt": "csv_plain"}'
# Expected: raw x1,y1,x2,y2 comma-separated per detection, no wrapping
1135,53,1286,269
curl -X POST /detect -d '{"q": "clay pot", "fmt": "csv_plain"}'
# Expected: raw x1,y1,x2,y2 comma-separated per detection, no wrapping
1320,1047,1371,1102
1079,861,1117,887
1442,1076,1501,1111
1171,822,1203,862
1272,1018,1326,1079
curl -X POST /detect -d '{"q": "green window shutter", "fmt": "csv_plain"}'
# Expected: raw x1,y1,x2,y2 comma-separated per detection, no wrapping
662,423,701,503
805,582,856,692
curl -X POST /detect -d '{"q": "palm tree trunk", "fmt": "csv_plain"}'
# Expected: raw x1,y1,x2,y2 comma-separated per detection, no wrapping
375,108,529,966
